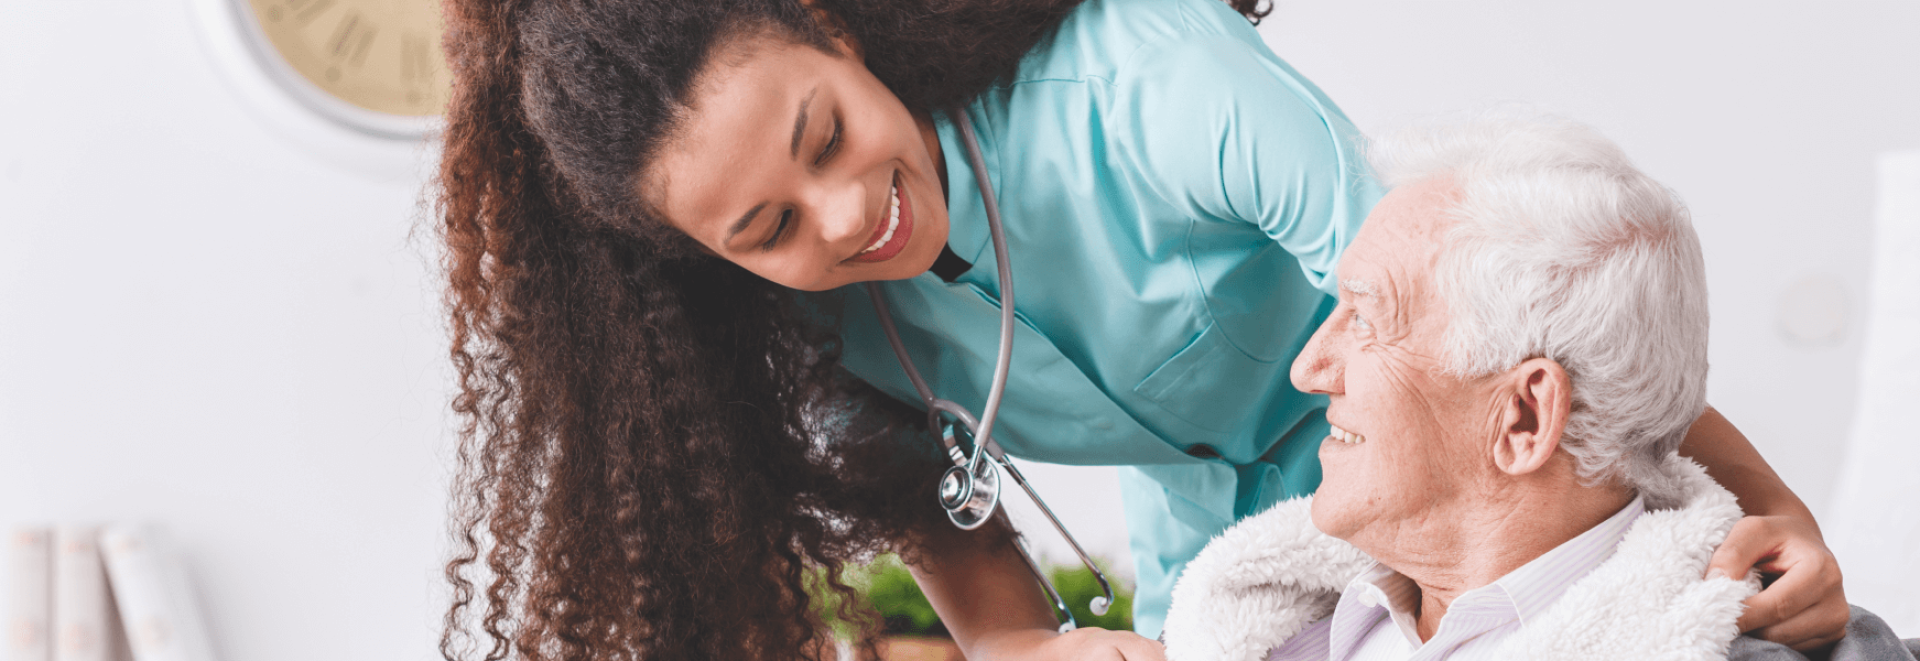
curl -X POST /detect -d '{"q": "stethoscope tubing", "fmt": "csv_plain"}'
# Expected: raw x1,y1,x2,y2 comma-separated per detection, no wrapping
952,105,1015,476
862,109,1114,630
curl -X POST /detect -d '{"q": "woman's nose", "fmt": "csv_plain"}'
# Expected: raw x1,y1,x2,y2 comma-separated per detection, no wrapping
1290,320,1343,395
808,178,868,246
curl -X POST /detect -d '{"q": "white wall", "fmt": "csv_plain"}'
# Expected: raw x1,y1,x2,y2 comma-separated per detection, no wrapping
2,1,1914,659
1824,152,1920,634
1,3,451,660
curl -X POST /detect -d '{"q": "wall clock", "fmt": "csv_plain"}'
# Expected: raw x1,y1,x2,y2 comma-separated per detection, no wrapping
192,0,451,141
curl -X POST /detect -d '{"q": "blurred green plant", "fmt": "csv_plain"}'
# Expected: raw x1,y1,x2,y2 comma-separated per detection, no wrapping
864,555,944,636
811,553,1132,640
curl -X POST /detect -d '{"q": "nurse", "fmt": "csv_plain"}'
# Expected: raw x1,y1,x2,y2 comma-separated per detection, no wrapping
433,0,1847,658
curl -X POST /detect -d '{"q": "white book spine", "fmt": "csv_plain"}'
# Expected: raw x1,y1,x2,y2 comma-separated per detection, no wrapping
7,528,53,661
50,528,114,661
97,528,214,661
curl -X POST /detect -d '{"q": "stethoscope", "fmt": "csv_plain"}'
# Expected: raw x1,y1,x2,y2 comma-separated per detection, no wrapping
862,110,1114,632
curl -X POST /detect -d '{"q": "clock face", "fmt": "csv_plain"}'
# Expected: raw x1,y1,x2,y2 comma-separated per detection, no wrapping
243,0,450,121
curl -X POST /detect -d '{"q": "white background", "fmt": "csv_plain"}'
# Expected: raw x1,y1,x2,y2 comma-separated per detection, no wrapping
1,1,1914,659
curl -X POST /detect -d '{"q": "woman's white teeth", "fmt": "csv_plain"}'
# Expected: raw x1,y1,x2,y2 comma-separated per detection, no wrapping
1329,424,1365,445
859,183,902,255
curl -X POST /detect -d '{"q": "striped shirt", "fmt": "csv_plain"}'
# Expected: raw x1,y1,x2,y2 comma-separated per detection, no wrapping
1267,496,1646,661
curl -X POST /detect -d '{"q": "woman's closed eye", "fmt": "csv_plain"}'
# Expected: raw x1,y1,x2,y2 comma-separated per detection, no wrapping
814,117,842,167
761,209,792,251
758,118,841,251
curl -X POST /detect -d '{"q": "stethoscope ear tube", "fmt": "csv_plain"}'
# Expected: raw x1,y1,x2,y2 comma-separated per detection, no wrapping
999,458,1115,618
859,109,1116,632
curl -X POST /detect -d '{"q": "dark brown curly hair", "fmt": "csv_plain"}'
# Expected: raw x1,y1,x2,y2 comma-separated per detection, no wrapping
435,0,1273,660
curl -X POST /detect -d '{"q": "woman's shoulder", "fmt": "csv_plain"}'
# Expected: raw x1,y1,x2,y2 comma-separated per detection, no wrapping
1011,0,1270,87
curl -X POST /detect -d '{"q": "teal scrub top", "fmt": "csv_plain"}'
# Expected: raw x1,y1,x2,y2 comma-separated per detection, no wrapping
819,0,1382,637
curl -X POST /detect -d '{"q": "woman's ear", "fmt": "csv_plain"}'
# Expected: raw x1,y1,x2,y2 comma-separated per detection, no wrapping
1492,357,1573,476
797,0,863,60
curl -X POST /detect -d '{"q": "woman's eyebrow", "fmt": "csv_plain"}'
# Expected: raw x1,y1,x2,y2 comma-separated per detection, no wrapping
790,87,818,159
722,87,818,248
727,202,768,244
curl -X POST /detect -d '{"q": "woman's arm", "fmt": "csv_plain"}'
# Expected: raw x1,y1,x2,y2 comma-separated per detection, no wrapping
910,524,1166,660
1110,32,1378,301
1682,406,1849,651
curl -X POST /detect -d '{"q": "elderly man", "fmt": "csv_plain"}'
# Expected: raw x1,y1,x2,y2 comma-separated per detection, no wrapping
1159,118,1915,661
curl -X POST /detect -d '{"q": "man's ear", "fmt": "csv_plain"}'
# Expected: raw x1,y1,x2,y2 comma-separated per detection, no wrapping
1492,357,1572,476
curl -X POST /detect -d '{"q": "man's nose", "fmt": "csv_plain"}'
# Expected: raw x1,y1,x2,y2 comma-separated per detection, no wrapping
1290,321,1342,395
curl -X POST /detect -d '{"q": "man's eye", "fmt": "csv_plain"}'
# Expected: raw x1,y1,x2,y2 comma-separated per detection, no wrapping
815,118,842,166
761,209,792,251
1351,310,1371,332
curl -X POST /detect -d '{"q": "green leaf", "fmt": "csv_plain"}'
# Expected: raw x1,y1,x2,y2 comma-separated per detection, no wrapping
809,553,1134,639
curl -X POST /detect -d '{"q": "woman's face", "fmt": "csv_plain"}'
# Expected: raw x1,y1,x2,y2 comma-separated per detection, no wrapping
645,32,950,292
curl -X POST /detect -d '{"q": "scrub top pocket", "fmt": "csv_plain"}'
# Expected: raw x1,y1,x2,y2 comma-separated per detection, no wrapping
1132,321,1288,434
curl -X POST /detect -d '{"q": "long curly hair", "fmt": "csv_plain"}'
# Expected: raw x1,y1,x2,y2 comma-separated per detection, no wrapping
434,1,1272,660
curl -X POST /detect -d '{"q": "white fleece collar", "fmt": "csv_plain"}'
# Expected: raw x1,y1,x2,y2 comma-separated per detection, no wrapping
1161,456,1760,661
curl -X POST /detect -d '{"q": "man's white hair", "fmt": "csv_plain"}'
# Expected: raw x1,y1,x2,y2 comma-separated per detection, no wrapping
1369,115,1709,508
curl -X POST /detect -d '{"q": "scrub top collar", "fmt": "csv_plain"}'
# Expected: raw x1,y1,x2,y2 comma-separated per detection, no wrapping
930,106,1003,292
930,245,973,282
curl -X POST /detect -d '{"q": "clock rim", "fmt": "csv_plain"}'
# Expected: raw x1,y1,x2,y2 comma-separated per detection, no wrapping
213,0,444,141
186,0,440,180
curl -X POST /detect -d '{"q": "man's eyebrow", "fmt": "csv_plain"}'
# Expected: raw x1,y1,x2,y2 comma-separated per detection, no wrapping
1339,277,1379,298
790,87,818,160
726,202,768,243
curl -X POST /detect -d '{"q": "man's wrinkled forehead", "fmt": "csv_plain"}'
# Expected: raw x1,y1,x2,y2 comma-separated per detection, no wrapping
1354,180,1456,270
1331,179,1464,336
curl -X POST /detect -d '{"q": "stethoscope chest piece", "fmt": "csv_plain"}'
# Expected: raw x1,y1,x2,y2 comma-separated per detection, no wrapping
938,424,1002,530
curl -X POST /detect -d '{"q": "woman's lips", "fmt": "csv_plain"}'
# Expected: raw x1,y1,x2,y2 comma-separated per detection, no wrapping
848,171,913,264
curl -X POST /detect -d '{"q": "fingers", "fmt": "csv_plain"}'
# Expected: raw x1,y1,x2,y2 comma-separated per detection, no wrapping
1713,515,1849,650
1742,578,1851,650
1741,563,1850,651
1117,635,1168,661
1732,560,1820,634
1706,517,1777,587
1101,629,1166,661
1051,627,1166,661
1753,626,1845,654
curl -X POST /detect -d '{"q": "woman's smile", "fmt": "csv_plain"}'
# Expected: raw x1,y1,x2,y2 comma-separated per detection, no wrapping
848,171,913,263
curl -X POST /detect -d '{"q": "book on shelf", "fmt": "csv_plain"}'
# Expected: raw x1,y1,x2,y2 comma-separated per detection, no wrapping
99,528,215,661
4,526,213,661
52,526,121,661
7,527,51,661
